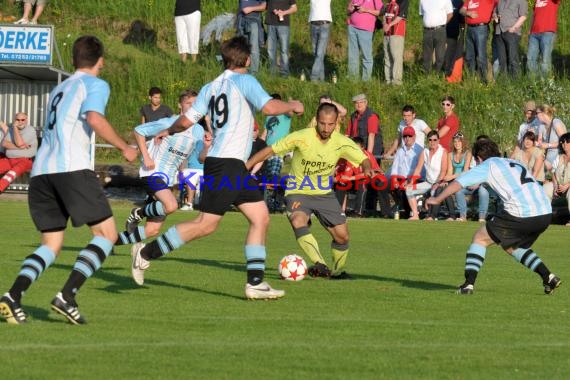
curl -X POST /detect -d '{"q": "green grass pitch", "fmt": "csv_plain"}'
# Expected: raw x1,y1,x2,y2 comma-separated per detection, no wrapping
0,199,568,379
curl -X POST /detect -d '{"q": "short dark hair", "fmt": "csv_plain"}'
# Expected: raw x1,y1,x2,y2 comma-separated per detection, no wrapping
149,87,162,96
221,36,250,70
72,35,104,69
558,132,570,154
402,105,415,114
427,130,439,139
472,138,501,161
316,102,339,119
522,131,537,142
442,95,455,104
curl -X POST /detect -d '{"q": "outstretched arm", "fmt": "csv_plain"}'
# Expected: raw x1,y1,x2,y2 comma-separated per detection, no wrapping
246,146,275,171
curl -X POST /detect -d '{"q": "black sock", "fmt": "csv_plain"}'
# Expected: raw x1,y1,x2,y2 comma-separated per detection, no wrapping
247,270,264,286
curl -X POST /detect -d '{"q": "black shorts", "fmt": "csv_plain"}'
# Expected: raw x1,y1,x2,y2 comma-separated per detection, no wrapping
486,211,552,249
199,157,264,216
28,170,113,232
285,193,346,228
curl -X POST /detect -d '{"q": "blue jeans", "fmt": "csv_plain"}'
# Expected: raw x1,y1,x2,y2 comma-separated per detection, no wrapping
527,32,556,77
310,22,331,81
267,25,290,77
347,25,374,81
455,185,489,219
238,19,261,75
465,24,490,81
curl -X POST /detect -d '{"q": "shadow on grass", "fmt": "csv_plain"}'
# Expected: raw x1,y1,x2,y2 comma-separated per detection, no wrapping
350,273,456,291
24,305,67,324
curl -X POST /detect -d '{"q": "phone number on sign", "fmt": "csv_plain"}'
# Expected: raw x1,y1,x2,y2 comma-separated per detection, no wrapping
0,53,49,62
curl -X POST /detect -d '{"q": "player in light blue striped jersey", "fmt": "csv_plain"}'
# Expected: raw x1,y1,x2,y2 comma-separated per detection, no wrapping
0,36,138,325
427,138,561,295
117,89,209,247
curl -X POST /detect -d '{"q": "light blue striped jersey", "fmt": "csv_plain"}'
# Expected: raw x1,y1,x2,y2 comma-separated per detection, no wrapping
456,157,552,217
135,116,204,182
187,137,205,170
184,70,272,162
32,71,109,176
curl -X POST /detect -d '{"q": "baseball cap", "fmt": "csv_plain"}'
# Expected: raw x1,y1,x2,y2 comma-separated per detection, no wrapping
351,93,367,102
524,101,536,112
403,126,415,137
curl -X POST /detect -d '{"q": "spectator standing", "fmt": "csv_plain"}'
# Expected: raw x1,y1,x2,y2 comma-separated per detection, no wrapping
14,0,48,25
0,113,37,193
536,104,567,165
384,104,431,156
174,0,202,63
140,87,174,124
346,93,383,165
237,1,267,76
443,0,465,78
266,0,297,77
347,0,382,81
419,0,454,74
516,100,544,148
527,0,560,78
493,0,527,78
460,0,497,82
437,95,460,151
0,36,138,325
383,0,409,85
308,0,333,81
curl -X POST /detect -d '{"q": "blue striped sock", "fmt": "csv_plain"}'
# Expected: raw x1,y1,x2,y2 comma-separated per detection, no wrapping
73,236,113,278
144,201,165,218
19,245,56,282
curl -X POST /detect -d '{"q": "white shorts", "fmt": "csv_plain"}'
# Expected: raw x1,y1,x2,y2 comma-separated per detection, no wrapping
175,11,201,55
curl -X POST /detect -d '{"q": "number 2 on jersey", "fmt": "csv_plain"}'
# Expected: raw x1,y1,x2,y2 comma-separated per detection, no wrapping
209,94,228,129
509,162,535,185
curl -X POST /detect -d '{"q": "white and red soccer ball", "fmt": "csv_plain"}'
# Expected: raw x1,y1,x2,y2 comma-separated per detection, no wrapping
278,254,307,281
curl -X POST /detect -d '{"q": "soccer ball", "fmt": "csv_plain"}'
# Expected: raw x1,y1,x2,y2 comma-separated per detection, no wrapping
278,254,307,281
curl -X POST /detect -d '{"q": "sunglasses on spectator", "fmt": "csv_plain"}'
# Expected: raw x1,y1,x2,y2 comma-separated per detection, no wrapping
15,118,26,121
441,102,453,107
453,132,464,139
428,138,438,141
403,135,414,138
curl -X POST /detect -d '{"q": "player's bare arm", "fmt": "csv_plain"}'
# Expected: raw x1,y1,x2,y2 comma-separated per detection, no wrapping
246,146,275,171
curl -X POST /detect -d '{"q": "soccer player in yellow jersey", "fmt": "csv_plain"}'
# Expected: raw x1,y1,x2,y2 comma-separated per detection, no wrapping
247,103,373,279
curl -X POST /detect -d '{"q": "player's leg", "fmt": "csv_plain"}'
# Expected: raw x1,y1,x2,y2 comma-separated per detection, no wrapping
503,214,560,294
238,200,284,299
286,195,329,277
326,223,351,279
1,175,67,324
457,224,495,294
0,231,63,324
118,189,176,245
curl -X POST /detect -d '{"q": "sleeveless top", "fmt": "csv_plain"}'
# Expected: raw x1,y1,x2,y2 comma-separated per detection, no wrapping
451,151,466,174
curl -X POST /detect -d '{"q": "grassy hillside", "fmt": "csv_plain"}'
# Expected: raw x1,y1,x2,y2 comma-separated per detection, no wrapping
2,0,570,155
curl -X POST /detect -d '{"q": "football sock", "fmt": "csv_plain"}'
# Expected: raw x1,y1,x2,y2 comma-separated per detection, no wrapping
511,248,550,282
116,226,146,245
0,170,17,192
464,243,486,285
9,245,56,302
331,241,349,275
141,226,185,260
294,226,325,265
61,236,113,302
141,201,165,218
245,245,266,285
